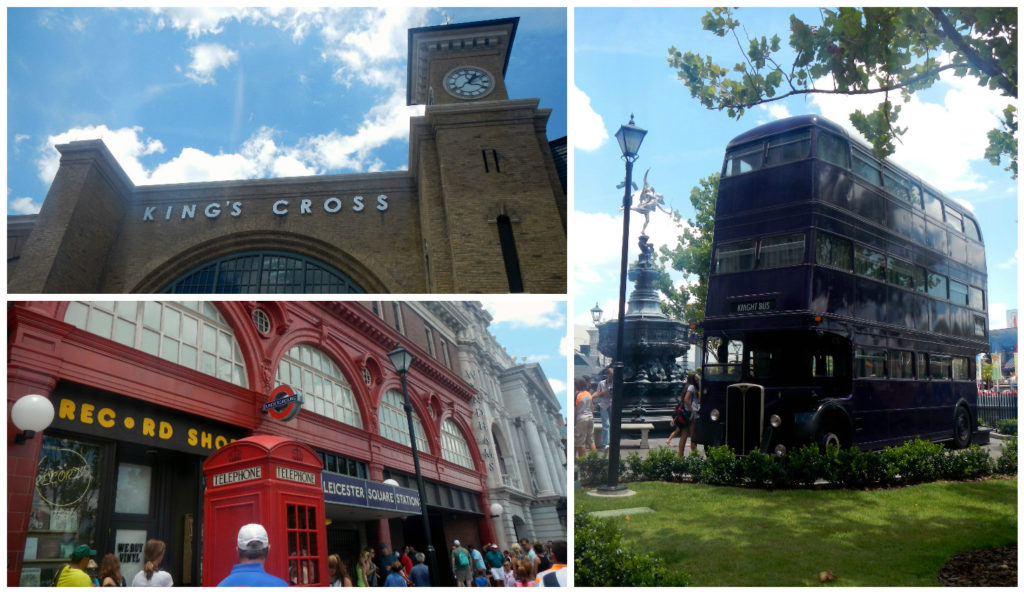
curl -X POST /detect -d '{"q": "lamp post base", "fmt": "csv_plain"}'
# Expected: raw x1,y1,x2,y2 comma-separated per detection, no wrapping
587,486,636,498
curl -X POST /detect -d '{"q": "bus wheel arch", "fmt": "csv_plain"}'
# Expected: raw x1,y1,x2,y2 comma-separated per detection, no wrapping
813,404,852,451
951,403,972,449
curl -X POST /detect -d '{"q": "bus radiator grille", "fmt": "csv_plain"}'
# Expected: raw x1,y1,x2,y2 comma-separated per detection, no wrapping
725,384,765,455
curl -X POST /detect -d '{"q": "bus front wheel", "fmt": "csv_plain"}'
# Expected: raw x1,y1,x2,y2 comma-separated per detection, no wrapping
951,406,972,449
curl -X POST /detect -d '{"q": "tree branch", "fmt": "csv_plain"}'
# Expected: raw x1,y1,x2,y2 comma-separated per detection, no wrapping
927,7,1017,98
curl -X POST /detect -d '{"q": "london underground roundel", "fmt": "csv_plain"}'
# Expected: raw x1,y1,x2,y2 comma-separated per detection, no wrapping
264,385,303,422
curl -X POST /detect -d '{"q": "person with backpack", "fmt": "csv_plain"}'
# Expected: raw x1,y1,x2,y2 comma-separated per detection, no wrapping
675,373,700,457
451,539,472,587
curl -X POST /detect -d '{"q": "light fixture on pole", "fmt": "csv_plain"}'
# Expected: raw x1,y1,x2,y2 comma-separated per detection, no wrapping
590,303,603,324
11,394,55,444
599,114,647,493
387,345,439,586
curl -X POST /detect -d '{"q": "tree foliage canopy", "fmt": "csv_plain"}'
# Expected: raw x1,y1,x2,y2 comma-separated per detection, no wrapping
655,172,718,328
668,7,1017,177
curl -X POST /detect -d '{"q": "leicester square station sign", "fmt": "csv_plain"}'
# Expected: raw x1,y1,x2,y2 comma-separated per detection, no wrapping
141,195,389,222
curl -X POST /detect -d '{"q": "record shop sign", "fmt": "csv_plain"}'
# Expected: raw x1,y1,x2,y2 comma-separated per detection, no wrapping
141,195,389,223
49,389,243,456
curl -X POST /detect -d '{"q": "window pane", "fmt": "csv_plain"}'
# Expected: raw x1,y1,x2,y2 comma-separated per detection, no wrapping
181,344,198,369
161,336,179,362
759,234,804,269
716,241,756,273
817,131,849,168
854,246,885,281
141,328,160,357
86,309,114,338
887,351,914,379
113,319,136,346
856,349,886,378
969,286,985,310
963,217,981,241
724,145,763,176
945,208,963,232
883,170,921,207
64,302,89,328
162,308,180,338
143,302,161,330
887,257,924,291
923,191,944,220
765,130,810,166
852,150,882,186
949,280,969,305
927,273,948,300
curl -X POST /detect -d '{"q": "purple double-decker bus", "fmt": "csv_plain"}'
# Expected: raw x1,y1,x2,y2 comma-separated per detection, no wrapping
697,115,988,455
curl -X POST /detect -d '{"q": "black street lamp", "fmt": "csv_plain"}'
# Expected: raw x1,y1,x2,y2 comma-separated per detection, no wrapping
599,114,647,493
387,345,439,586
590,302,603,325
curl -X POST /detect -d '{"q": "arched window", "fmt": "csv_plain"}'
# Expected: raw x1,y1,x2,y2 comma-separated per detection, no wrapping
161,250,364,293
275,344,361,428
441,419,474,469
63,301,248,388
378,390,430,454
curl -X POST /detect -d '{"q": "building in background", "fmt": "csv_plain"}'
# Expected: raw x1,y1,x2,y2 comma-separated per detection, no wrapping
454,304,567,548
7,300,565,587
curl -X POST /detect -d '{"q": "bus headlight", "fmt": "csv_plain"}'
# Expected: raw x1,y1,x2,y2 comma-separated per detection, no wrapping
710,409,720,422
770,414,782,428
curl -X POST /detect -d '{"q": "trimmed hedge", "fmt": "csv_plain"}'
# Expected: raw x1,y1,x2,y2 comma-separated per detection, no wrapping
578,437,1017,490
995,418,1018,436
574,510,690,587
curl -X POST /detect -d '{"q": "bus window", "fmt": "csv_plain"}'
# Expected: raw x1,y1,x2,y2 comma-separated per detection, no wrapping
704,336,743,381
926,272,947,299
715,240,756,273
969,286,985,310
922,191,944,221
944,207,963,233
759,234,805,269
963,216,981,241
817,131,849,168
916,353,928,379
951,357,970,380
851,149,882,186
929,355,951,379
883,169,922,208
816,232,853,270
887,350,914,379
854,245,885,281
748,348,774,378
765,130,811,166
855,349,886,377
974,315,987,338
724,144,763,177
811,353,836,378
886,257,925,291
949,280,969,305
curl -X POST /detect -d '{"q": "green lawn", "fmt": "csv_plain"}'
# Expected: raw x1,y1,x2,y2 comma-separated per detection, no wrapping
576,478,1017,587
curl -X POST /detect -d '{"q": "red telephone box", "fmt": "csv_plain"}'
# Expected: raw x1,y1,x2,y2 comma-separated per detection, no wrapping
201,435,328,586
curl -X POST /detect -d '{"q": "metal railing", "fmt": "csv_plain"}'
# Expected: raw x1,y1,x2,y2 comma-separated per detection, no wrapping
977,390,1018,427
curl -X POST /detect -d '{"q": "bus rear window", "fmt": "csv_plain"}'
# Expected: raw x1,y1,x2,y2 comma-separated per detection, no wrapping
724,145,763,177
715,241,756,273
765,130,811,166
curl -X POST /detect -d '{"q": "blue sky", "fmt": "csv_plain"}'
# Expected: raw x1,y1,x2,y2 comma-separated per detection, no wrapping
7,7,567,214
573,7,1019,340
483,300,568,418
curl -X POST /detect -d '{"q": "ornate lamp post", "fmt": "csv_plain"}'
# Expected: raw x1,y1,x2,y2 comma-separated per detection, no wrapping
387,345,439,586
598,115,647,493
590,302,603,324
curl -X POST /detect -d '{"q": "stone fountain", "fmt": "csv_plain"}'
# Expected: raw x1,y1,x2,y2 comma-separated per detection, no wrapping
597,233,691,432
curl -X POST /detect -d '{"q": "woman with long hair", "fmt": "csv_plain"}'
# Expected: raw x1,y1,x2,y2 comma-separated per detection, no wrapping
328,554,353,587
676,373,701,457
131,539,173,586
99,553,125,587
356,549,373,587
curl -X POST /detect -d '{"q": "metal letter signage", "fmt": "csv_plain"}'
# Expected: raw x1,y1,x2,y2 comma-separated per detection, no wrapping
264,385,303,422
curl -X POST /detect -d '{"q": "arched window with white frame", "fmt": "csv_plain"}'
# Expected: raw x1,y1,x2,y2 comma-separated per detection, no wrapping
63,301,248,388
275,343,362,428
378,390,431,454
441,418,474,469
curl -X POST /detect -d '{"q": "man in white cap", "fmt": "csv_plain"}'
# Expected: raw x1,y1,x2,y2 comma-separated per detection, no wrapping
217,523,289,587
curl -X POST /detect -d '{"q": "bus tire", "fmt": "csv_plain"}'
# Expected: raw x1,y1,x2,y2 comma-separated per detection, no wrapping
951,405,972,449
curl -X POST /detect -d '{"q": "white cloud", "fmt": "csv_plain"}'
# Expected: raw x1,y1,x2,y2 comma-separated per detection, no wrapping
39,125,165,186
570,85,608,151
997,249,1018,270
548,378,567,395
989,302,1008,330
9,196,42,215
482,301,566,329
185,43,238,85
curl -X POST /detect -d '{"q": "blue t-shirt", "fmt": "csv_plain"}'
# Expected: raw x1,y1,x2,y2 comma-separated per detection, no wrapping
383,571,407,587
475,575,489,587
217,562,289,587
409,564,430,587
471,548,486,571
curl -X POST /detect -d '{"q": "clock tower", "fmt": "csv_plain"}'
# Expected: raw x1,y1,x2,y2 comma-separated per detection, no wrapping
407,17,567,293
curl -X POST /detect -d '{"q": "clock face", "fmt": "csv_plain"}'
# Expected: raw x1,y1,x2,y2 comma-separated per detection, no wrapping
444,67,494,99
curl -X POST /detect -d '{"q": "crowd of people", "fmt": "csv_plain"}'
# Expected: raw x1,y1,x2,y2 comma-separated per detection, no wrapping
576,367,703,457
55,528,566,587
